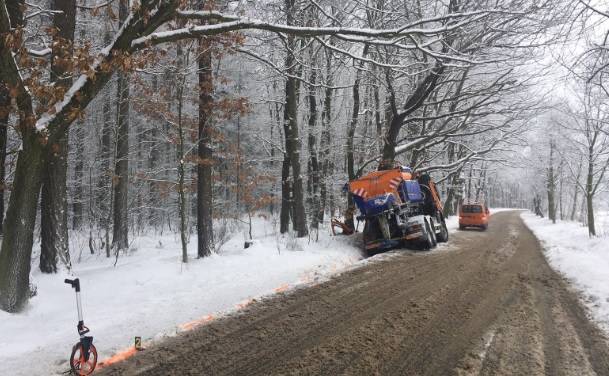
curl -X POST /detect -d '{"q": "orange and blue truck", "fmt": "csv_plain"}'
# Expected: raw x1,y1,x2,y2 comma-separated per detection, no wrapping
344,166,448,254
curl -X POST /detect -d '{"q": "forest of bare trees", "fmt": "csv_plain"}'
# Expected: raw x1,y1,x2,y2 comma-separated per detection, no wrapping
0,0,607,313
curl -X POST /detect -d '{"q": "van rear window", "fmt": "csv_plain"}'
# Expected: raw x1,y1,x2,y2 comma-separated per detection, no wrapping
462,205,483,213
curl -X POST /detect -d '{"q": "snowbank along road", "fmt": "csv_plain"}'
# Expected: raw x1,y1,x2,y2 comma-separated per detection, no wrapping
99,211,609,375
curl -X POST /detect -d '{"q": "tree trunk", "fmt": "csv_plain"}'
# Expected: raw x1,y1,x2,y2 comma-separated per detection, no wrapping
176,44,188,263
40,0,76,273
148,76,160,228
466,165,473,200
280,0,307,237
0,2,49,310
306,66,320,230
570,157,582,221
586,149,595,236
72,122,85,229
40,129,70,272
177,91,188,263
98,38,113,256
475,164,487,202
280,156,291,234
111,0,130,252
268,94,280,215
0,88,8,235
0,135,44,312
558,160,564,220
283,76,308,237
346,55,365,229
372,65,382,154
197,37,214,257
547,140,556,224
586,192,595,236
319,51,333,225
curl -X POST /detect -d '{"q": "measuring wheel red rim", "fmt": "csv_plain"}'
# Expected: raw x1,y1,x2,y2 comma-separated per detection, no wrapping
70,342,97,375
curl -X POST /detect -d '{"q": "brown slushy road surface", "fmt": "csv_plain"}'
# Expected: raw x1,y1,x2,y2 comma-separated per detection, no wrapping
99,211,609,376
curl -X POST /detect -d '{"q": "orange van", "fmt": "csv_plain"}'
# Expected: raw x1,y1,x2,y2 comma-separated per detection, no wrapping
459,203,489,230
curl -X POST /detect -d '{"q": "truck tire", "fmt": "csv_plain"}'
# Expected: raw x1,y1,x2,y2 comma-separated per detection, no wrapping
436,216,449,243
422,219,436,250
429,219,438,247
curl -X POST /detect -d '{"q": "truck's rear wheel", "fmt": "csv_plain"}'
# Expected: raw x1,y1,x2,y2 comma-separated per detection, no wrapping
422,219,436,250
436,216,449,243
429,219,438,247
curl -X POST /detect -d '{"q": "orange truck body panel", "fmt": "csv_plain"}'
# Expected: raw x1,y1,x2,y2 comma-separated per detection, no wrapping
425,180,444,213
348,168,412,200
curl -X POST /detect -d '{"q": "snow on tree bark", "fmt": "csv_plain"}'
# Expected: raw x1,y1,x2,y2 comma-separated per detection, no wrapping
279,0,308,237
39,0,76,273
0,88,8,235
197,36,214,258
111,0,131,253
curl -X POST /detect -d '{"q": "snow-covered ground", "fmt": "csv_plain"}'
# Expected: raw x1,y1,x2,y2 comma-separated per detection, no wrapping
521,211,609,335
0,219,364,376
0,209,510,376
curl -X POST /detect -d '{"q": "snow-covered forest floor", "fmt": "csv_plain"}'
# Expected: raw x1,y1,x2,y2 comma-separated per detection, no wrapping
521,210,609,335
1,217,367,376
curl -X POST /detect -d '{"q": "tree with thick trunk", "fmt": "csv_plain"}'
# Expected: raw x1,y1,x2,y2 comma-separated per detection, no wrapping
279,0,308,237
0,134,44,311
306,63,320,230
0,0,15,230
0,0,43,311
547,139,556,224
345,48,368,228
569,157,582,221
585,143,596,236
99,31,114,257
0,87,8,235
279,156,292,234
112,0,131,252
176,43,189,262
197,37,214,257
72,121,85,229
39,0,76,273
319,51,333,224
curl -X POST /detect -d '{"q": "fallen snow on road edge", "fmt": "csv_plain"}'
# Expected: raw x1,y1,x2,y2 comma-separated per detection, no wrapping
521,211,609,335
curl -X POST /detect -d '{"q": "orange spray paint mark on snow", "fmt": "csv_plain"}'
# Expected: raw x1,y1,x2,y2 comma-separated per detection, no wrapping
298,272,315,285
96,284,297,368
274,284,290,293
179,314,215,332
97,346,138,369
236,298,254,310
